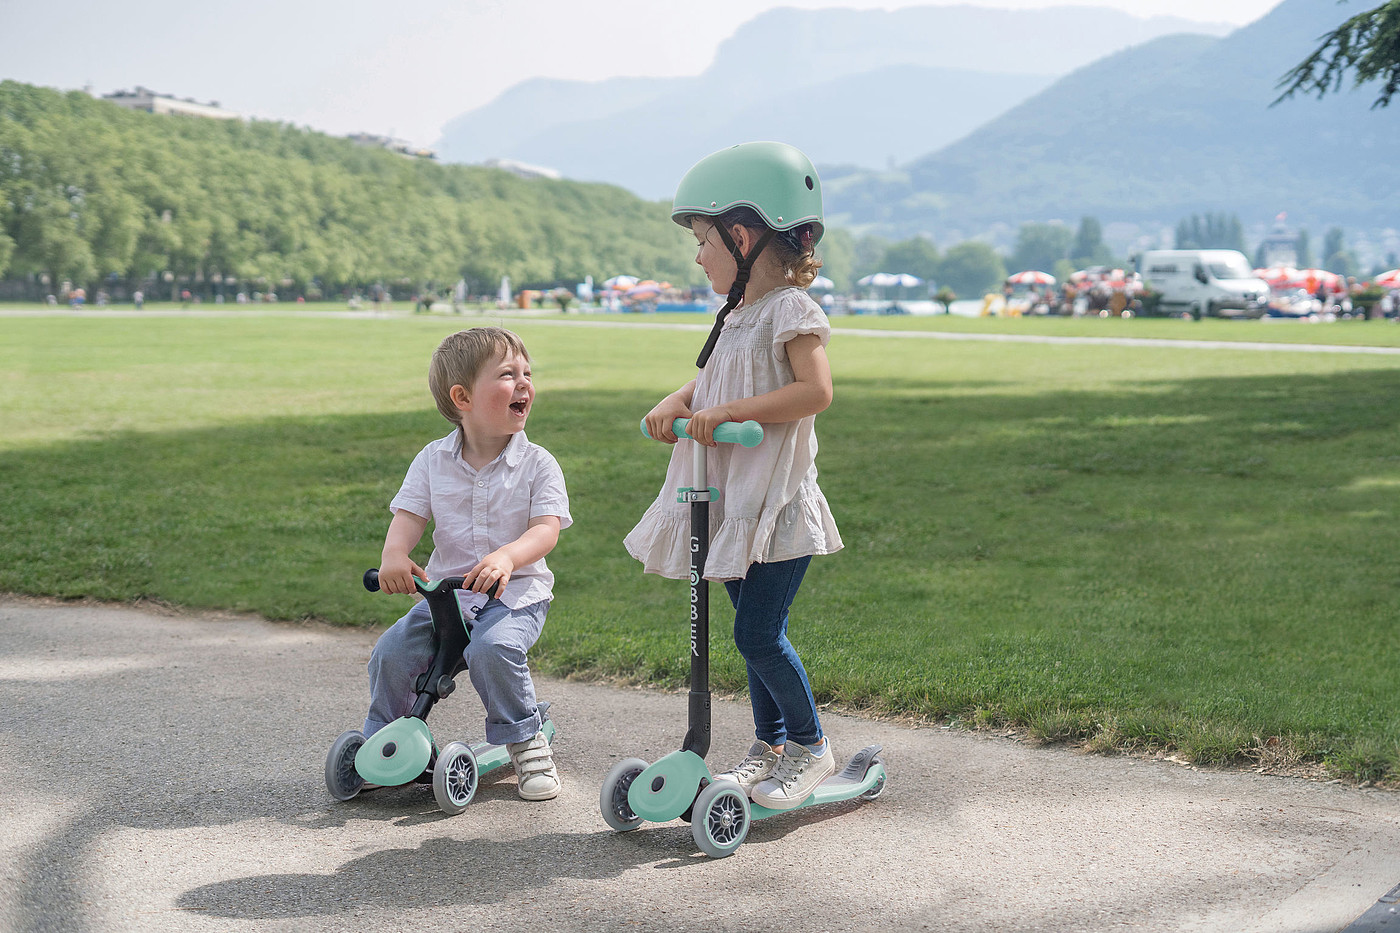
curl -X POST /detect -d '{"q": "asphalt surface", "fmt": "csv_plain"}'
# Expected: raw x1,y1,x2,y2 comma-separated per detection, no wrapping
3,596,1398,933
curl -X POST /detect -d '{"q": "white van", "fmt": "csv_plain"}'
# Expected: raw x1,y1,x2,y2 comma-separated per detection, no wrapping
1135,250,1270,320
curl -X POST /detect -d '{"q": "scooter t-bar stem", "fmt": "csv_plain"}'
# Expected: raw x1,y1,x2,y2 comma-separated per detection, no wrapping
683,436,712,758
639,417,764,759
639,417,764,448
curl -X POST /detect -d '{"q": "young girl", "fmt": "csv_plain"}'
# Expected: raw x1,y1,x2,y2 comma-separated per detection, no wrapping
624,141,842,811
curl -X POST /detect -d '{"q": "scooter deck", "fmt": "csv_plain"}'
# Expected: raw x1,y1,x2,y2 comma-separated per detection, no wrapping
748,744,885,820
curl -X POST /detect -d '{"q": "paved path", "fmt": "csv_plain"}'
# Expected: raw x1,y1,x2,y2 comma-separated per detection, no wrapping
2,597,1398,933
525,318,1400,356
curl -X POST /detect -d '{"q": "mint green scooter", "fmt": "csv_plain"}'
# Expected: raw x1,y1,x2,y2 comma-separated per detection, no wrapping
599,418,886,858
325,569,555,814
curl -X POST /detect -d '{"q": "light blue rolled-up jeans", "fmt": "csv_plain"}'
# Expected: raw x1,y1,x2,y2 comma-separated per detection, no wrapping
364,595,550,747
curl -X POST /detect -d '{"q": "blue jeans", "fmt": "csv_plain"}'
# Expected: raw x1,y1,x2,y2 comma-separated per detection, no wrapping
724,556,823,748
365,596,549,746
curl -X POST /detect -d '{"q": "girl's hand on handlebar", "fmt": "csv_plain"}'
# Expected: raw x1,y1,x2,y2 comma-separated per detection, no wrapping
378,554,427,595
644,396,692,445
685,406,736,447
466,551,514,595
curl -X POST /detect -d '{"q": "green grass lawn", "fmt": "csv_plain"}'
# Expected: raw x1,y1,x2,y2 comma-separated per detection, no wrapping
3,307,1399,784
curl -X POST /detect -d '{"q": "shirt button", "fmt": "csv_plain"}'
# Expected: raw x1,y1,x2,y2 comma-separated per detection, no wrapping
477,481,485,487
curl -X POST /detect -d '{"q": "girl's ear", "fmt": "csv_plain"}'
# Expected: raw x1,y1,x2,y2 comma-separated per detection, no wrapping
730,223,753,254
449,383,471,411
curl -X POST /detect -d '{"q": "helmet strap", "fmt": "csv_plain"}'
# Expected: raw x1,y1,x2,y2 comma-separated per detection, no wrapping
695,225,774,369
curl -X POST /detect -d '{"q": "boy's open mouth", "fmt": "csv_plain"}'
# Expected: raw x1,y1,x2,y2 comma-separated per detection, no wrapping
510,399,529,415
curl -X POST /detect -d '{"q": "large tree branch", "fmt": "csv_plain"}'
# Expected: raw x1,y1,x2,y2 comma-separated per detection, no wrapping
1274,0,1400,109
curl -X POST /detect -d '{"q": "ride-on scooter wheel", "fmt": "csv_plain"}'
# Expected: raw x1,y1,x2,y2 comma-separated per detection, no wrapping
600,758,649,832
325,730,366,801
691,781,751,858
433,742,479,814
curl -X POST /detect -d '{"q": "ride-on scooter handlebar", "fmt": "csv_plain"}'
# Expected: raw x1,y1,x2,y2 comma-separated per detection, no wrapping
363,568,498,598
639,417,764,448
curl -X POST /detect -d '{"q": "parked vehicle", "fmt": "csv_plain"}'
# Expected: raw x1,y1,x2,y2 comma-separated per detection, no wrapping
1134,250,1269,320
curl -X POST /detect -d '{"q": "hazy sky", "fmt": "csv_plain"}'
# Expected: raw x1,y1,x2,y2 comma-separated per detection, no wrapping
2,0,1282,148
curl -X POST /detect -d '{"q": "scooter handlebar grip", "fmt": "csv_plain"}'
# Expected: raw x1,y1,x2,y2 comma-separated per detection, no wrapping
364,568,499,597
639,417,764,448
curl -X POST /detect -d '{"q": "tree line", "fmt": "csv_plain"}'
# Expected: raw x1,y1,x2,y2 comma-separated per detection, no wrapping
6,80,1391,307
834,212,1392,302
0,81,701,301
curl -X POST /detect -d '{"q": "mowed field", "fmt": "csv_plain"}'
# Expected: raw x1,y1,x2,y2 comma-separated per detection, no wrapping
3,307,1399,783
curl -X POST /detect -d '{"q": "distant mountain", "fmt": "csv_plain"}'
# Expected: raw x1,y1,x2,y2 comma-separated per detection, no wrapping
452,65,1056,198
436,75,674,164
435,4,1235,197
826,0,1400,240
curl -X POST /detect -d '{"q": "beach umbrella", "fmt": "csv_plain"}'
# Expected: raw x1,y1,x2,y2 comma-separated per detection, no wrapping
626,281,663,299
809,275,836,290
857,272,900,288
1006,270,1055,286
892,273,923,288
1373,269,1400,288
603,274,639,290
1291,268,1341,292
1256,266,1298,288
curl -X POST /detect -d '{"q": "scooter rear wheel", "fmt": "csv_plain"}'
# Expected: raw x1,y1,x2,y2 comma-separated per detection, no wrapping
600,757,648,832
691,781,751,858
433,742,479,814
860,769,887,800
325,730,366,801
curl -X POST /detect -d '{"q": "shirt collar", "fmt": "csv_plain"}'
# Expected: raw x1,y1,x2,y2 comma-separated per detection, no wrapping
431,429,529,470
502,430,528,467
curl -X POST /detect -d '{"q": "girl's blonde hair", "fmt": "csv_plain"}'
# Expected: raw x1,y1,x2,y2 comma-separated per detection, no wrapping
713,207,823,289
428,327,530,429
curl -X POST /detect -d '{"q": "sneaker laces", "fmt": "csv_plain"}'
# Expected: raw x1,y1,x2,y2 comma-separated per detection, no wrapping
727,754,772,780
771,747,817,788
716,741,777,782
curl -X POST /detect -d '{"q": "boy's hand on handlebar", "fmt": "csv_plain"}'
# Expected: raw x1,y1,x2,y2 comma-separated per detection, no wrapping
378,554,426,595
466,551,514,595
644,396,692,445
686,406,736,447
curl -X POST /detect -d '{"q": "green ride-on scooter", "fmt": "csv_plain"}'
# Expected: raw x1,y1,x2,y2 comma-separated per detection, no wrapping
325,569,556,814
599,418,886,858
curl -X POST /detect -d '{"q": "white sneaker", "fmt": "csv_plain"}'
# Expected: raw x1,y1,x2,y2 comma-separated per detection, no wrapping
750,739,835,811
506,732,560,801
712,740,779,794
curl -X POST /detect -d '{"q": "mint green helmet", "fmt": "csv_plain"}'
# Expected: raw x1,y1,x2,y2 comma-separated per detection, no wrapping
671,141,824,245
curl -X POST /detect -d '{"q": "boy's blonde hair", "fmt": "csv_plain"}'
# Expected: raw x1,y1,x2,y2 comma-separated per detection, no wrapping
428,327,531,428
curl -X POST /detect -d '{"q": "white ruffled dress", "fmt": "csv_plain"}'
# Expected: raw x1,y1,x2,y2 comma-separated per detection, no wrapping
624,286,843,581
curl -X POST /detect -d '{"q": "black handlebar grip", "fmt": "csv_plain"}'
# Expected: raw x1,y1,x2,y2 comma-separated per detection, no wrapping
363,568,500,598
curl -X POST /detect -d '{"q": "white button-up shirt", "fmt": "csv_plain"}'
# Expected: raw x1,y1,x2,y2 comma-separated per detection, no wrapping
390,430,571,609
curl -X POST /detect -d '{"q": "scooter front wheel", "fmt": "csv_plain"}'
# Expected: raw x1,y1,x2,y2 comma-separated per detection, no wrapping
325,730,366,801
433,742,479,814
600,757,649,832
691,781,751,858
